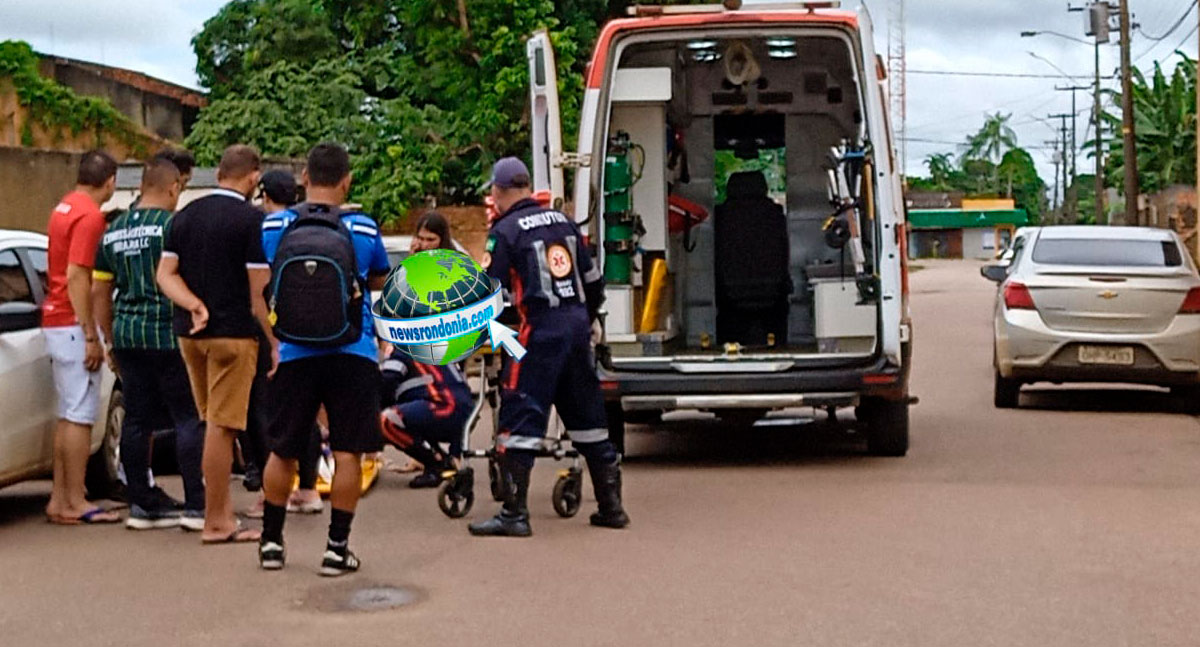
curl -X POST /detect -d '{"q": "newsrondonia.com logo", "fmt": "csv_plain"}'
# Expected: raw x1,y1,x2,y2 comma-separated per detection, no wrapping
372,281,526,363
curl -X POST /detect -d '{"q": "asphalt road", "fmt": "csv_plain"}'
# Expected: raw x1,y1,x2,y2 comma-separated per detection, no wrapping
3,260,1200,647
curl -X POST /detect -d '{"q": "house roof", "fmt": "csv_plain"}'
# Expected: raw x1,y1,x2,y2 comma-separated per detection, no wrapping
908,208,1031,230
39,54,208,108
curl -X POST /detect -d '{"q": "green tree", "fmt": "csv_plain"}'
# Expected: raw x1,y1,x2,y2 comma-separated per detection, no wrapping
997,148,1046,222
187,0,586,221
192,0,340,97
1101,54,1197,196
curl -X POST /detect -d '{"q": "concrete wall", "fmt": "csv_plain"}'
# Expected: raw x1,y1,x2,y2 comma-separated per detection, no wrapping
39,59,199,142
0,147,85,233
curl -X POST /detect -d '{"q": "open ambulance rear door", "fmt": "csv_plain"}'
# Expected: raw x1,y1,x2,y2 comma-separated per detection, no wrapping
526,30,565,207
855,6,904,368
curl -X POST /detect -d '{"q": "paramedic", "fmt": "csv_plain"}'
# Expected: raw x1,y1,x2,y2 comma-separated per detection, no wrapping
468,157,629,537
379,351,473,488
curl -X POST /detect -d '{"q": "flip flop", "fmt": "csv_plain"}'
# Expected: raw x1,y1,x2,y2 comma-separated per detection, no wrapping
201,525,260,545
48,507,121,525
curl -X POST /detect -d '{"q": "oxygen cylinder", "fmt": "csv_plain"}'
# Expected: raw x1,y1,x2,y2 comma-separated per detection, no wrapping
604,132,636,284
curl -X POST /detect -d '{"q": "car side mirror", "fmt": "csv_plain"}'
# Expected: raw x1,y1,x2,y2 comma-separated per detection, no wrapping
0,301,41,333
980,265,1008,283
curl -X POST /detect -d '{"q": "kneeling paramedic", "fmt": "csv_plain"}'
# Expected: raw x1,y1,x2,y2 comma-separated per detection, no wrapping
257,143,389,576
379,351,473,488
469,157,629,537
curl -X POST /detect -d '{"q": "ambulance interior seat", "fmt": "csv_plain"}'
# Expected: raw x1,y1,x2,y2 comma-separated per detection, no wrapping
714,171,791,345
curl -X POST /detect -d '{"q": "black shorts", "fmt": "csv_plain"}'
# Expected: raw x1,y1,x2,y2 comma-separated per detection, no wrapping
267,354,383,458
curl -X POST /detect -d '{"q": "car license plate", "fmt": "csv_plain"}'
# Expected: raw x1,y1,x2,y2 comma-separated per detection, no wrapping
1078,345,1135,366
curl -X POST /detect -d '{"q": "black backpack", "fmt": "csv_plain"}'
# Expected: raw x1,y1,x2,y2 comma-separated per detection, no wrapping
268,203,365,348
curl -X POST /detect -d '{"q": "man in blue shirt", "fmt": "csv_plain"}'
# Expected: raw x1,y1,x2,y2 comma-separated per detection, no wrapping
257,143,389,577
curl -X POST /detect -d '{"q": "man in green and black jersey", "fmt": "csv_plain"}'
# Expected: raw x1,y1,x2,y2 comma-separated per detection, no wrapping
92,157,206,530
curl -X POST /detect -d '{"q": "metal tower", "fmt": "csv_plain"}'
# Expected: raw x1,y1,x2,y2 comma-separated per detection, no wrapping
888,0,907,177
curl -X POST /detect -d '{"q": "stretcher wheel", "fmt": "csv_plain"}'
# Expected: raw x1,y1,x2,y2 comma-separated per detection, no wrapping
488,459,504,501
552,472,582,518
438,468,475,518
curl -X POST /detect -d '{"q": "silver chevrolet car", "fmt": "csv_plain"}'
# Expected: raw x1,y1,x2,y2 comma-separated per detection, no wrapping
982,226,1200,410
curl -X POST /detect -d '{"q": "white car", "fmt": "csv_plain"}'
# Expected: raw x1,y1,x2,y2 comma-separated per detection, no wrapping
0,229,122,492
983,226,1200,409
995,226,1039,269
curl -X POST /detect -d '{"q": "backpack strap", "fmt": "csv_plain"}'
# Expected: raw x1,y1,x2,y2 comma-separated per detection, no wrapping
287,202,343,228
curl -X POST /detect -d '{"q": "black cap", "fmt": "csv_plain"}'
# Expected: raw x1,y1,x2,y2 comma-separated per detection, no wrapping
260,170,297,206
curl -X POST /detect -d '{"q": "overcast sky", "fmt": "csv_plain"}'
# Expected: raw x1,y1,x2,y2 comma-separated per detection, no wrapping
1,0,1196,189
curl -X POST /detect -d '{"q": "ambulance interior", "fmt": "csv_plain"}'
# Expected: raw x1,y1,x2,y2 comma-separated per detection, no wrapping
598,33,881,360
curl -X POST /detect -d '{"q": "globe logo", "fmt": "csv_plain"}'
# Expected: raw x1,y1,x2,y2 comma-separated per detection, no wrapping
372,249,526,365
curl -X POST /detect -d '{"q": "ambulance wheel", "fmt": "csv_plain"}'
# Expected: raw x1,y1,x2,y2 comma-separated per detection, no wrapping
552,473,582,518
860,397,910,457
437,469,475,518
487,459,504,501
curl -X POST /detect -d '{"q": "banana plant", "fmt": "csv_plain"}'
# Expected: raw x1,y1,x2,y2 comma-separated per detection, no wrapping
1100,54,1197,196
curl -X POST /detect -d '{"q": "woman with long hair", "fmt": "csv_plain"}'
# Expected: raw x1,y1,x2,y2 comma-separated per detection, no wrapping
410,211,455,252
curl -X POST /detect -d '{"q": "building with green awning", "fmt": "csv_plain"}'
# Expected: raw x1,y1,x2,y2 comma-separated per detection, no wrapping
907,207,1031,260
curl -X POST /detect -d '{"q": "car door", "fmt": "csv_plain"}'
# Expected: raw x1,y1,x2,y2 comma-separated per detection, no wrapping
0,245,55,484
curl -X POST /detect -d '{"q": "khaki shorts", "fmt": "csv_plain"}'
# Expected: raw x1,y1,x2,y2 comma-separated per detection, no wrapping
178,337,259,430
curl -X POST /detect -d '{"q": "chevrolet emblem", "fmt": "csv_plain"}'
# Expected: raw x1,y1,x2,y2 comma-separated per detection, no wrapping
1098,290,1119,300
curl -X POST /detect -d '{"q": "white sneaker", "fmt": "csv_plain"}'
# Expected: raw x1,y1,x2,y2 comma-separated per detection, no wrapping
125,506,181,531
287,498,325,514
179,512,205,532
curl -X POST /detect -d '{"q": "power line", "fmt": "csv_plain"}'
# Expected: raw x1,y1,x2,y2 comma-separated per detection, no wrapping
1138,22,1200,66
909,69,1115,80
1133,2,1200,65
900,137,1056,151
1138,0,1197,41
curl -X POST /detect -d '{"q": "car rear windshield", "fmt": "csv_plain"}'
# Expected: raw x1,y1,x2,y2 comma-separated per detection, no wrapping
1032,239,1183,267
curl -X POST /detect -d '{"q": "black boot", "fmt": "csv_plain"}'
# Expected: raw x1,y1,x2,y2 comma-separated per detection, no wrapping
587,457,630,529
468,458,532,537
409,459,449,489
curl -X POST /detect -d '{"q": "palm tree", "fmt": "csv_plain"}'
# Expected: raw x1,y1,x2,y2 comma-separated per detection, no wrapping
924,153,956,190
960,112,1018,165
960,112,1018,193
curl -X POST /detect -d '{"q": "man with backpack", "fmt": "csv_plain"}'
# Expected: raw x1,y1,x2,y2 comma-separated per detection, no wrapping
257,143,389,576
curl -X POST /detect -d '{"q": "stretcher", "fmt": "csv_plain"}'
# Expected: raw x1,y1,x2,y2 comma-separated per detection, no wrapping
434,347,584,519
291,449,384,497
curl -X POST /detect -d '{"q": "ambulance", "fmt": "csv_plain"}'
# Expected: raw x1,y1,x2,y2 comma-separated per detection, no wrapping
526,1,913,455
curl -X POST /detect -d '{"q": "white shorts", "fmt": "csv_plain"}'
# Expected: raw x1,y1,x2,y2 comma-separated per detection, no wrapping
45,326,100,425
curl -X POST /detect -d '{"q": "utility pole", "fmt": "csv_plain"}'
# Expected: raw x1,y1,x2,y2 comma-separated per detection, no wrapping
1056,85,1087,222
1047,140,1062,216
1050,112,1074,224
1076,2,1111,225
1118,0,1139,225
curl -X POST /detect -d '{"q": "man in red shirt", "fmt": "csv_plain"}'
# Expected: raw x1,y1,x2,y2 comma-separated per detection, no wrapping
43,150,121,525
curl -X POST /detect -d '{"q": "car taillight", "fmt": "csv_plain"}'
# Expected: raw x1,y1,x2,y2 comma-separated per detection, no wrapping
1180,287,1200,314
1003,282,1036,310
